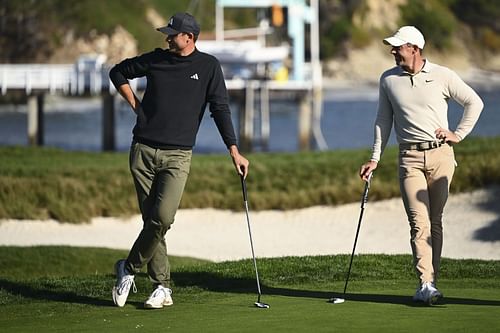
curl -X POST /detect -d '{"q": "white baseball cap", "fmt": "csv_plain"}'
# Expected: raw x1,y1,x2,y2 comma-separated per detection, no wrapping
383,26,425,49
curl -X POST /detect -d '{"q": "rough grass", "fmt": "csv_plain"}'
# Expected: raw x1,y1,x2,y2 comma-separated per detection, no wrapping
1,136,499,222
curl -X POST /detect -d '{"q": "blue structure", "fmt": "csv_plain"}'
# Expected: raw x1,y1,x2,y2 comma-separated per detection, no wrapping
216,0,314,82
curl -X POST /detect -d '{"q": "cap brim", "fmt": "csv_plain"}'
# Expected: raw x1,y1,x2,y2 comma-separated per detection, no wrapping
383,37,405,47
157,26,179,35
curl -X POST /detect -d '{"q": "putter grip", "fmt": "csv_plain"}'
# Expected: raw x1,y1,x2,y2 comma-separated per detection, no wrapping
240,175,248,201
362,183,369,206
361,173,373,208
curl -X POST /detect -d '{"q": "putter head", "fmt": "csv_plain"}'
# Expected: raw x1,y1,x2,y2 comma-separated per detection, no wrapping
255,302,270,308
328,297,345,304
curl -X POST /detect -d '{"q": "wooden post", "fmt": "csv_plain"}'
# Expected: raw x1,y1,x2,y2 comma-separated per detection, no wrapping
239,81,255,152
259,82,270,151
102,92,115,151
298,91,312,151
27,94,44,146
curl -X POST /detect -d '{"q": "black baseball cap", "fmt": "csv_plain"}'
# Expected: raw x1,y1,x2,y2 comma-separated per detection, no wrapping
157,12,200,36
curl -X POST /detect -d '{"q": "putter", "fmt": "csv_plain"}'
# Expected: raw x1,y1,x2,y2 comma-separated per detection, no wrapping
240,174,270,309
329,172,373,304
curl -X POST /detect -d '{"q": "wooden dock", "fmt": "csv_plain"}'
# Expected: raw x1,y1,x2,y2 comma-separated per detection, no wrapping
1,64,325,152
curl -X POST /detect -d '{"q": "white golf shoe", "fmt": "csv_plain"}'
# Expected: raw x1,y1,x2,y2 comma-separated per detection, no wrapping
413,281,442,305
144,285,173,309
112,259,136,307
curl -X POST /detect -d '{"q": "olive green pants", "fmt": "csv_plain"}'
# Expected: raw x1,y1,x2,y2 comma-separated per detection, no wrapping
399,143,455,285
126,141,192,287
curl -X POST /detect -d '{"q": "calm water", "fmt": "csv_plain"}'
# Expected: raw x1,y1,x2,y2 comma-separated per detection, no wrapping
0,85,498,153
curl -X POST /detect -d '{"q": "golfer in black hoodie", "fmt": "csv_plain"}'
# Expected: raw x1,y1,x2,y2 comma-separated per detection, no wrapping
109,12,249,309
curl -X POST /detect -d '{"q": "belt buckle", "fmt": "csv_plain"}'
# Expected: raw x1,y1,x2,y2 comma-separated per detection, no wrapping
423,141,440,150
401,141,440,151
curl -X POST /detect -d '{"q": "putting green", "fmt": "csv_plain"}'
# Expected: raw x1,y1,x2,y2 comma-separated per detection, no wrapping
1,285,499,332
1,247,499,332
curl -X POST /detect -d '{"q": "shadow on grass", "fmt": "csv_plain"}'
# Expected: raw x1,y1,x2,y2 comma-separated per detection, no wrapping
172,271,500,307
0,278,124,308
295,290,500,307
473,186,500,242
2,272,499,308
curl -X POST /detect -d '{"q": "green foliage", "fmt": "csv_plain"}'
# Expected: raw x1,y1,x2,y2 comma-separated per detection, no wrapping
399,0,458,50
478,27,500,52
0,246,207,280
350,26,372,49
449,0,500,30
1,136,500,222
224,8,260,30
322,17,352,57
320,17,352,58
449,137,500,191
2,0,500,62
0,0,212,61
449,0,500,52
0,147,135,222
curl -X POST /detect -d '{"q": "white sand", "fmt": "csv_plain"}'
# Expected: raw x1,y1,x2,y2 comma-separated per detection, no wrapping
1,187,499,262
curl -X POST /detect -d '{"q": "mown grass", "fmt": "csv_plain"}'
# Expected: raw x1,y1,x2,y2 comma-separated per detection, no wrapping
0,247,499,332
1,136,500,222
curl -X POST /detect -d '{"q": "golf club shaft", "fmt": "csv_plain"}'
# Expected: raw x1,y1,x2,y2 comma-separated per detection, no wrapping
241,176,263,301
343,207,365,294
343,173,372,295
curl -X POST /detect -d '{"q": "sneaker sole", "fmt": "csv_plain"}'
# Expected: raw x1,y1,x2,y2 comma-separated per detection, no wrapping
144,299,173,309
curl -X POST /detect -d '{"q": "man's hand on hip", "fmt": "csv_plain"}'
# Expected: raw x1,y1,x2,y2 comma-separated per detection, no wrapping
435,128,460,144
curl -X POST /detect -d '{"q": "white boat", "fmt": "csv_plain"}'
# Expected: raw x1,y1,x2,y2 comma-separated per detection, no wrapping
196,40,289,64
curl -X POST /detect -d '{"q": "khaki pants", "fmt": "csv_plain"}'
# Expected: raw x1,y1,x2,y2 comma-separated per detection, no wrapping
398,143,455,284
126,141,192,287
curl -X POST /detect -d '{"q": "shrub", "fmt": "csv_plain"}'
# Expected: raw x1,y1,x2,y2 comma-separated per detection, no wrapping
479,27,500,52
399,0,457,50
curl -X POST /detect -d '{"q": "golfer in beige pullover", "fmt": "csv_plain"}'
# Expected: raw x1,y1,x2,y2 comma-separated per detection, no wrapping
360,26,483,305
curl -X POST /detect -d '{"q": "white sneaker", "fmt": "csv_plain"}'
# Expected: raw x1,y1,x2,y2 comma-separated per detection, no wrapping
413,282,442,305
112,259,136,307
144,286,173,309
